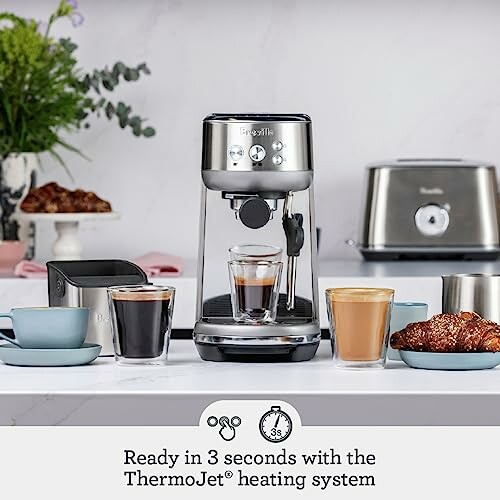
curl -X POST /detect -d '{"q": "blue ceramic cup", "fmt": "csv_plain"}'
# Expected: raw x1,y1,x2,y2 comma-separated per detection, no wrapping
388,302,428,361
0,307,89,349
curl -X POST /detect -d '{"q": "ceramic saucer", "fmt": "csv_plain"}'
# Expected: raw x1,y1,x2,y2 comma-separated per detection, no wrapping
0,343,101,367
399,350,500,370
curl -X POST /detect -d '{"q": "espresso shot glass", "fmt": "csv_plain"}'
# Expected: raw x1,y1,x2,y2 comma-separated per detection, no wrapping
228,260,282,324
326,288,394,369
108,285,175,366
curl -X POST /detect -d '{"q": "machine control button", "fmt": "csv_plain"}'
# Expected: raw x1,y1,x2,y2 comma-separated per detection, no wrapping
228,145,244,161
249,144,266,162
415,203,450,236
272,140,283,151
272,154,283,165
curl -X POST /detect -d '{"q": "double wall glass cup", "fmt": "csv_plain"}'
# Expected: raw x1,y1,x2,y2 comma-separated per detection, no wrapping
108,285,175,366
228,260,282,324
229,244,282,262
326,287,394,369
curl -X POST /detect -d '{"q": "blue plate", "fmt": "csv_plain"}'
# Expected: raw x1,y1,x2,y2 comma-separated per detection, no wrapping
399,350,500,371
0,343,101,367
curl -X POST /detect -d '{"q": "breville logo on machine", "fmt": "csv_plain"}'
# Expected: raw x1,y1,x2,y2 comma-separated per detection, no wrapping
240,127,274,137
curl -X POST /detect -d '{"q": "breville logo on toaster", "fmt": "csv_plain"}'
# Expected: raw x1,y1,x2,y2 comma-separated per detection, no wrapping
419,187,444,195
240,127,274,137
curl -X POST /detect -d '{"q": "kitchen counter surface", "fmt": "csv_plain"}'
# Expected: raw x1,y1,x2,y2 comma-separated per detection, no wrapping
319,258,500,277
0,258,497,328
1,340,499,426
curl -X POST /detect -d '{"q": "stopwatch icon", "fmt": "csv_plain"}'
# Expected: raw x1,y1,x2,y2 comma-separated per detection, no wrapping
259,406,293,443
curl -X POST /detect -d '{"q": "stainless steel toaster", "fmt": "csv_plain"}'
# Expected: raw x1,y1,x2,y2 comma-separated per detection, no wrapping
359,159,500,260
47,260,148,355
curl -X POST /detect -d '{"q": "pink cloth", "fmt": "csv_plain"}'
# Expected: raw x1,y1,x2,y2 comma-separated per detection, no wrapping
14,252,183,278
14,260,46,278
134,252,182,277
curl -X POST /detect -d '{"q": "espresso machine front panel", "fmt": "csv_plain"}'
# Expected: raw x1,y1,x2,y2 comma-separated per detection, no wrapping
194,114,321,362
202,114,313,193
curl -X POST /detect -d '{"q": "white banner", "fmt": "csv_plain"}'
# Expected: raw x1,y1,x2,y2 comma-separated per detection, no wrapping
0,400,496,498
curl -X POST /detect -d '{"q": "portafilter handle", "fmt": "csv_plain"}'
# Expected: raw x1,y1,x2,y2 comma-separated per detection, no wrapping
283,192,304,311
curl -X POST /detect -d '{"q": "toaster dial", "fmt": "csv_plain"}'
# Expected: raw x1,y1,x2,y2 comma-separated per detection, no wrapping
415,203,450,237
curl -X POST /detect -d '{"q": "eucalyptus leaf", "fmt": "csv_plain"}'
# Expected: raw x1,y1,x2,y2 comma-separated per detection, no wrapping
124,68,139,81
116,102,126,114
137,63,151,75
118,115,128,128
112,61,126,78
105,102,115,119
102,79,113,91
128,116,141,127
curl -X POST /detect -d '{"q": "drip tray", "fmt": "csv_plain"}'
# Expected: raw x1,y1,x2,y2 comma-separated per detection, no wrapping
195,341,319,363
202,293,313,319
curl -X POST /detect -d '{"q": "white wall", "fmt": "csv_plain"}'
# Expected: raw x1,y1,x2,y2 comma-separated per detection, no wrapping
5,0,500,262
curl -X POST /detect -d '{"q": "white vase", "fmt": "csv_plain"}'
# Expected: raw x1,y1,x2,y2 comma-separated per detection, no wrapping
0,152,38,244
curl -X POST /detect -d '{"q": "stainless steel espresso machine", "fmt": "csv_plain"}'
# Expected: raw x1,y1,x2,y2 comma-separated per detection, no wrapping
193,114,321,362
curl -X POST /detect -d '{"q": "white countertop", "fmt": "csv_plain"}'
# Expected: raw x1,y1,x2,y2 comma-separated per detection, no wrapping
1,341,499,396
1,340,499,426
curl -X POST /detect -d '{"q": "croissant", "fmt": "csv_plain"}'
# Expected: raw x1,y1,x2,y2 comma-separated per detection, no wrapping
21,183,112,214
390,311,500,352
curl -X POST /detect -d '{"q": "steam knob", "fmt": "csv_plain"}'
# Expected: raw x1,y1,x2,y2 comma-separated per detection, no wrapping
239,198,271,229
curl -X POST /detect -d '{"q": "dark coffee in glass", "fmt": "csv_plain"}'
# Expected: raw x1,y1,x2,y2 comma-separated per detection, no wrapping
108,285,175,365
228,261,282,323
235,277,274,316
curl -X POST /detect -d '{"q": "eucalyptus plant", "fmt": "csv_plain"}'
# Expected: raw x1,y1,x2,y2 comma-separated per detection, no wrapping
0,0,155,167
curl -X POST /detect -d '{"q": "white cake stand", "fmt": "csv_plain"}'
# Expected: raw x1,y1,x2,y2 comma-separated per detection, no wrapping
15,212,120,260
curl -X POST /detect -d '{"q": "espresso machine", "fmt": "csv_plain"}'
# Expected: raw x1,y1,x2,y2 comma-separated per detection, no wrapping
193,114,321,362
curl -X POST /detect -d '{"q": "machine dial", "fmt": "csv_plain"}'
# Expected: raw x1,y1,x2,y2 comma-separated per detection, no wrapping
415,203,450,237
228,145,244,161
249,144,266,162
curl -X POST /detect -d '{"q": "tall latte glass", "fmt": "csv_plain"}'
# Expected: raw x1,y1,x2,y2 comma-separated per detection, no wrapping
108,285,175,365
326,288,394,369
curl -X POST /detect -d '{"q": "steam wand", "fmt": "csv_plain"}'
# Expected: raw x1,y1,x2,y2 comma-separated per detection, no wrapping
283,192,304,311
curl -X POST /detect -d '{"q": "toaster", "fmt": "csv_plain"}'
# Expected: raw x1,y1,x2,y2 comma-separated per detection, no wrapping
47,260,148,355
359,159,500,260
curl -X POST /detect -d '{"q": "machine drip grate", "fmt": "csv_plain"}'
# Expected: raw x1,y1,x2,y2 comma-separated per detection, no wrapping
202,293,313,319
